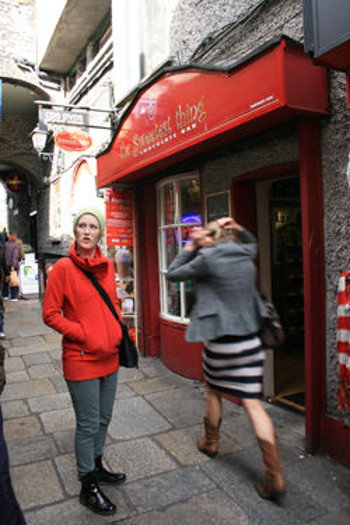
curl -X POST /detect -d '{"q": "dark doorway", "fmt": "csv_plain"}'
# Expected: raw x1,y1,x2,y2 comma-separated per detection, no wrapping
269,177,305,412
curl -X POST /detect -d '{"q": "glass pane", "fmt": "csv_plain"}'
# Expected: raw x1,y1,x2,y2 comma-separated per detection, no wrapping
163,182,177,225
184,280,196,317
167,280,181,316
164,227,179,268
180,224,193,249
179,178,201,224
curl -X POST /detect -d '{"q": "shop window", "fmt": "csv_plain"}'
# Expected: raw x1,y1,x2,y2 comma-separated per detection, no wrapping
157,174,201,321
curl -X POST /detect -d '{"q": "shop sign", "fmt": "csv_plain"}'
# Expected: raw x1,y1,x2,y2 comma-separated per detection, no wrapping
6,173,26,192
54,129,92,152
40,108,88,132
105,187,134,247
97,39,328,187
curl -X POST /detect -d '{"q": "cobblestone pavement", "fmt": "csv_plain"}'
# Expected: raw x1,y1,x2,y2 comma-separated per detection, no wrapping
2,298,350,524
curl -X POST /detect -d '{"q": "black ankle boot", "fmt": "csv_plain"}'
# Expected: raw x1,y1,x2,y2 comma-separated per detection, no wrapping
95,456,126,485
79,471,116,516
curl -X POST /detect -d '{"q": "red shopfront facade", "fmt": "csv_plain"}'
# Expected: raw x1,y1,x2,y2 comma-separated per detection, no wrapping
96,36,349,462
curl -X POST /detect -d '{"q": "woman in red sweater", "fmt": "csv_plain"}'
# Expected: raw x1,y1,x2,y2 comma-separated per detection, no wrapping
43,206,125,517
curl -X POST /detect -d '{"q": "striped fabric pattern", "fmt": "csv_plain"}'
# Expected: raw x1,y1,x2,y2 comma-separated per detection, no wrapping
203,334,265,399
336,271,350,410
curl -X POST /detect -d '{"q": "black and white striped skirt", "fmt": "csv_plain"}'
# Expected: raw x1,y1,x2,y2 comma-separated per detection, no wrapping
203,334,265,399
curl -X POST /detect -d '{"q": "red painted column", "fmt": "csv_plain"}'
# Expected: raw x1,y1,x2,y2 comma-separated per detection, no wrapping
298,118,326,453
136,182,160,357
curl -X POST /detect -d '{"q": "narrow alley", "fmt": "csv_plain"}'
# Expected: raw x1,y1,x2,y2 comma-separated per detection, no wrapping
2,298,350,524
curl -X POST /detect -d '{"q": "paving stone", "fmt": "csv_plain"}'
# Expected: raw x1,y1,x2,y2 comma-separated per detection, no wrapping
55,453,80,495
53,427,75,454
10,335,44,348
1,378,56,401
11,461,64,510
118,367,144,383
4,355,25,372
49,348,63,360
9,342,59,356
124,466,215,513
24,488,134,525
145,388,205,427
139,360,162,378
23,352,52,366
8,435,58,466
265,402,305,431
28,363,60,379
17,325,54,337
129,377,177,396
1,400,29,419
154,424,241,466
117,383,137,398
40,407,76,433
286,453,350,512
108,397,171,440
104,437,178,483
4,415,43,441
28,392,71,413
221,413,259,448
6,369,30,382
200,448,327,524
43,332,62,343
120,489,249,525
309,508,350,524
50,375,68,393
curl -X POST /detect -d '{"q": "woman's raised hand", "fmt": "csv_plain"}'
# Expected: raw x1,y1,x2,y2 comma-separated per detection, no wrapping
216,217,243,231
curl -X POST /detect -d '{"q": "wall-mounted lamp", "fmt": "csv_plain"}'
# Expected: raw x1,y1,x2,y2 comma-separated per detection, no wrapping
31,126,53,161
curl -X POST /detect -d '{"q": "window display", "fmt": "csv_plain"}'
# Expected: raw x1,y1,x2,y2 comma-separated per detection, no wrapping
105,187,137,342
157,173,201,321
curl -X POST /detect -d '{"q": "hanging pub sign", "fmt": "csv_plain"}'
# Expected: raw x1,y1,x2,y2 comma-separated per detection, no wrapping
6,173,26,192
39,108,89,132
54,129,93,152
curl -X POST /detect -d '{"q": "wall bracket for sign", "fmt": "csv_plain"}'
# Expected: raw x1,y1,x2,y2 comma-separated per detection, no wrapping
31,100,119,161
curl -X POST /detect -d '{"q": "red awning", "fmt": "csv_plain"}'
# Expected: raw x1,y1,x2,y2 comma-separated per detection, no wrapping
97,37,328,187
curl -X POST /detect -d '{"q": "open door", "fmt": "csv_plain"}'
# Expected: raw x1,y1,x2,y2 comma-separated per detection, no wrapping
233,171,305,413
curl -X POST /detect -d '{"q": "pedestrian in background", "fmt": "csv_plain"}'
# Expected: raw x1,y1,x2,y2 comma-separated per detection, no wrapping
0,344,26,524
0,239,6,337
3,232,20,301
167,217,286,503
42,206,126,517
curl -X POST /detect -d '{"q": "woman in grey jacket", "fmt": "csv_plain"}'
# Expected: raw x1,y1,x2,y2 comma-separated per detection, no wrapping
167,217,286,502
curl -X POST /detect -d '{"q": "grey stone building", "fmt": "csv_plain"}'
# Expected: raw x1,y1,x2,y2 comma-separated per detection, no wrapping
0,0,50,247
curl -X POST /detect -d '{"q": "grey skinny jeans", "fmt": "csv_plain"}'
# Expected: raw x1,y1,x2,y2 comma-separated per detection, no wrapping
66,371,118,477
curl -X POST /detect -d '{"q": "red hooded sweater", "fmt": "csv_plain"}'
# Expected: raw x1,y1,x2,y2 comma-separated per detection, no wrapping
42,244,122,381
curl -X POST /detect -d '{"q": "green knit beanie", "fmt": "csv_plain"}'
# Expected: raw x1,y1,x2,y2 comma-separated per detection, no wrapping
73,206,106,235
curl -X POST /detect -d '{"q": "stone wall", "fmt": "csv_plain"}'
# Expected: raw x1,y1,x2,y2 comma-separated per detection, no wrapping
170,0,350,417
0,0,36,64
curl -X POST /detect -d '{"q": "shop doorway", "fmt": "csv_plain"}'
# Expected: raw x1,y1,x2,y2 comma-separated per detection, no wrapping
232,172,305,411
268,177,305,412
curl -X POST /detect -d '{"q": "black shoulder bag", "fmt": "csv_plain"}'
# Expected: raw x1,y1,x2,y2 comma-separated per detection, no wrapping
259,294,285,349
70,258,138,368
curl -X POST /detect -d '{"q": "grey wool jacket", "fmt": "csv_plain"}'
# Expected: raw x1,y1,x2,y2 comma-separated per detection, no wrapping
166,229,266,343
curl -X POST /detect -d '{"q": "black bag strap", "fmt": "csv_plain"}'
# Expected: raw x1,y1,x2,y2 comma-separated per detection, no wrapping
69,257,122,326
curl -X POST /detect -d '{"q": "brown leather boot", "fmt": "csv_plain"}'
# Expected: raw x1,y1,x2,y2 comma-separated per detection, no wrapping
197,417,221,457
256,436,286,503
